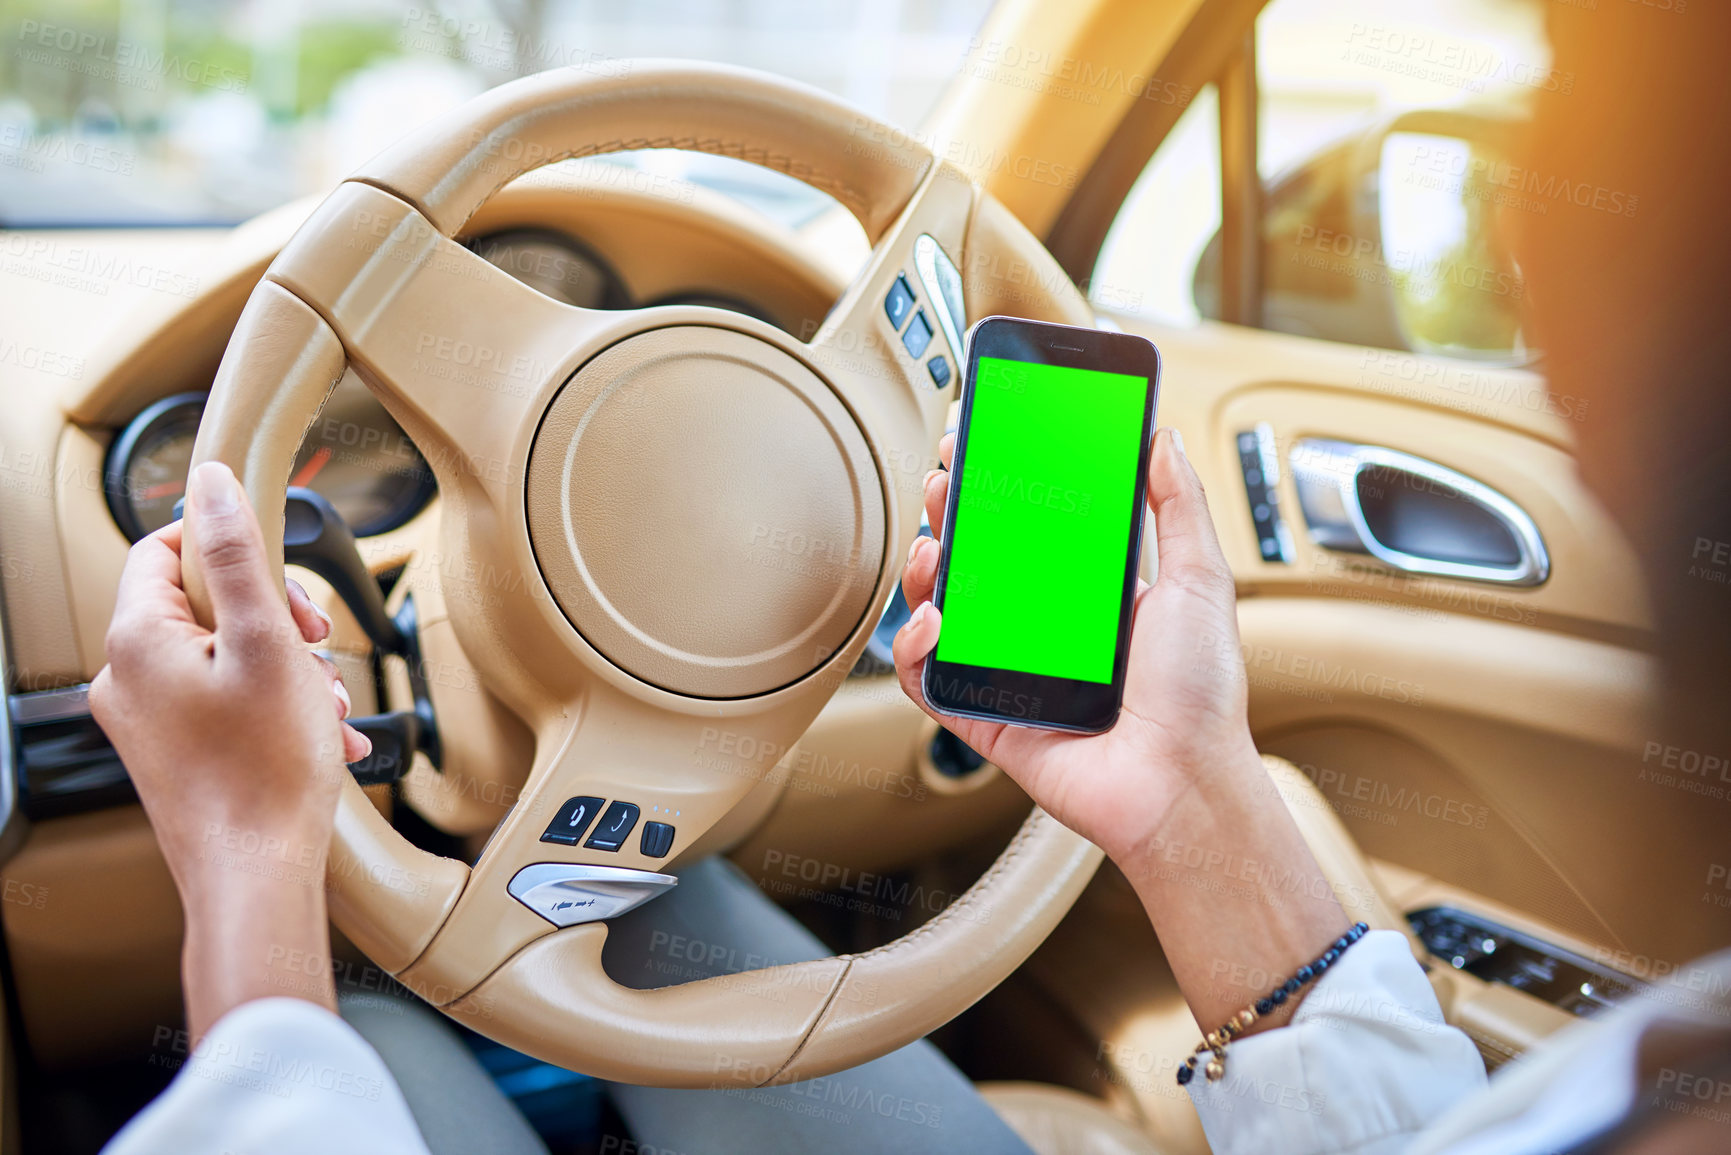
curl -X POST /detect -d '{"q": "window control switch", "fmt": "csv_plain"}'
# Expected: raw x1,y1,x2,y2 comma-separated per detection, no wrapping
583,801,641,852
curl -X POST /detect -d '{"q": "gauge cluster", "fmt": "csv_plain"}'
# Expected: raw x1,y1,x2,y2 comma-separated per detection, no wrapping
469,228,781,326
104,375,436,542
105,226,783,544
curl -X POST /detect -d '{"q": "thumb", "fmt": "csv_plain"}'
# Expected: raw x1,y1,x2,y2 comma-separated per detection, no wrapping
1146,429,1233,596
185,462,282,633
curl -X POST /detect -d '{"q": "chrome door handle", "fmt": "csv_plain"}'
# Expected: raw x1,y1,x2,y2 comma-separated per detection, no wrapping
1290,438,1549,586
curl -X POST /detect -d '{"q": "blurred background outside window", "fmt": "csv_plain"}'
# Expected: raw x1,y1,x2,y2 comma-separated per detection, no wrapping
1096,0,1553,361
0,0,994,228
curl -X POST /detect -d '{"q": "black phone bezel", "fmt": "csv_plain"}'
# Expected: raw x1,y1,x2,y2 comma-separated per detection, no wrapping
921,316,1162,733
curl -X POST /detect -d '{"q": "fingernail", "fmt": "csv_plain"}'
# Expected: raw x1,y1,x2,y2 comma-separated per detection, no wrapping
333,679,352,720
908,535,924,564
353,730,373,759
911,602,930,629
190,462,240,516
286,578,333,628
1170,429,1187,459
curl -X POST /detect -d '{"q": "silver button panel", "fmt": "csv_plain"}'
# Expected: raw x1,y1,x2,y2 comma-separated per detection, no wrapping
506,862,678,927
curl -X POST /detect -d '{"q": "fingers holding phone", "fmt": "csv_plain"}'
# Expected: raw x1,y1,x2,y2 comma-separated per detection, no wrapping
889,319,1270,864
919,317,1161,735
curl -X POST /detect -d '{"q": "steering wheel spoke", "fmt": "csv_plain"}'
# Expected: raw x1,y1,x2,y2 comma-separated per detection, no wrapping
268,181,616,506
394,679,814,1005
807,162,974,479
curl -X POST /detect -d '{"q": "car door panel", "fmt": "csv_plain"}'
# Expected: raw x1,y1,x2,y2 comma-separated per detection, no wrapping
1111,314,1724,969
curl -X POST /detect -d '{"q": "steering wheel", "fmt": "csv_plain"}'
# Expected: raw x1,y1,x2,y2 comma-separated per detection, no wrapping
183,60,1102,1087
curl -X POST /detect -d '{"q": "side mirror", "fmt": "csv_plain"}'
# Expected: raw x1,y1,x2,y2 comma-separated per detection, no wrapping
1192,108,1531,365
1377,128,1528,362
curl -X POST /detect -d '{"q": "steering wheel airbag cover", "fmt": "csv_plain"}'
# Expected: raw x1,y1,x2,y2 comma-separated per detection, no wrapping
527,325,886,698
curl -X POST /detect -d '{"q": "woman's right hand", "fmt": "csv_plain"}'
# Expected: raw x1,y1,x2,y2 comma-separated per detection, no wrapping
892,428,1262,867
896,429,1350,1037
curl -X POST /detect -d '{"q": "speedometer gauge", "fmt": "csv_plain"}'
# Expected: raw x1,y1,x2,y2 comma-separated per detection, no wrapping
103,393,205,541
104,377,437,542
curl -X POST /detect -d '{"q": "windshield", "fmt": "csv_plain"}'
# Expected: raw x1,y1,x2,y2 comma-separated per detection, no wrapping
0,0,995,228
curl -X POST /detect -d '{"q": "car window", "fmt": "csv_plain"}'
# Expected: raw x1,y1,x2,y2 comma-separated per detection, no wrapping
1091,85,1220,327
0,0,996,228
1093,0,1553,363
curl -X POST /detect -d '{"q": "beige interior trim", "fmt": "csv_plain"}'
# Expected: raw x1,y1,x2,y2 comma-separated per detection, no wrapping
68,198,321,429
0,807,183,1070
925,0,1209,237
1042,0,1271,280
1260,756,1419,953
0,384,84,690
980,1081,1165,1155
1435,972,1575,1072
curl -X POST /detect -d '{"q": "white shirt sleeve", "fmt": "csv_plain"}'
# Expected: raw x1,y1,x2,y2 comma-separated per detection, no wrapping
1185,929,1488,1155
102,997,432,1155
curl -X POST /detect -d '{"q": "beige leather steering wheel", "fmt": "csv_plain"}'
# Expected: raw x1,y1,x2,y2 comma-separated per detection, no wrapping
184,60,1102,1087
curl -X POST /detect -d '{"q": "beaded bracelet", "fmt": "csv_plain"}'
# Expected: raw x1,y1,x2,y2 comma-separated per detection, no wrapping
1176,921,1369,1086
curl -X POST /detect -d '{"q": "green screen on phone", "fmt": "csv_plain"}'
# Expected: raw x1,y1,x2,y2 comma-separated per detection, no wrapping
935,356,1150,685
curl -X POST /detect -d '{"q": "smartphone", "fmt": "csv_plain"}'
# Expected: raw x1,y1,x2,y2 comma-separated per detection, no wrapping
922,316,1161,733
